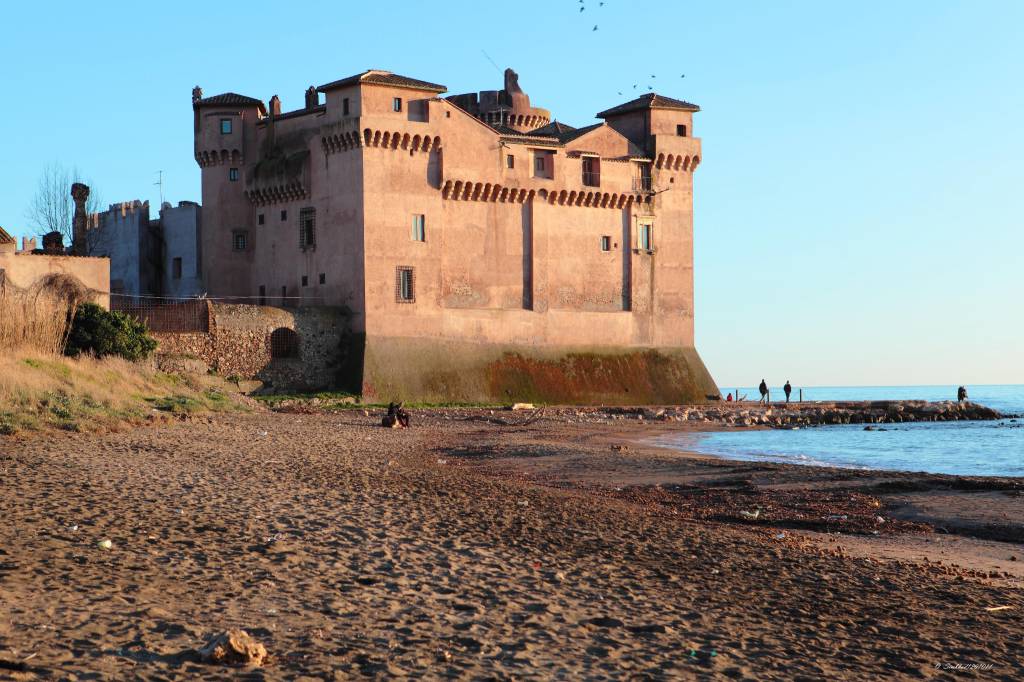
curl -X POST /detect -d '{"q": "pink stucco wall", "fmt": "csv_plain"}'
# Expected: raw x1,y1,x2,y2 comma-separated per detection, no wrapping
0,253,110,309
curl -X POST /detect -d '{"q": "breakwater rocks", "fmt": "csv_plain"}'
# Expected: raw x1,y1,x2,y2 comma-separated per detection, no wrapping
588,400,1003,429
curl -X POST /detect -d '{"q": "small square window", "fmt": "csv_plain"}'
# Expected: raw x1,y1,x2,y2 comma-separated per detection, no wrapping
583,156,600,187
301,275,308,287
229,167,239,182
258,213,265,225
638,223,654,251
532,150,552,179
445,110,451,118
396,267,415,303
601,236,611,252
393,97,402,112
172,257,183,279
343,97,350,116
319,273,326,285
232,231,248,251
411,214,425,242
280,210,287,221
676,124,688,137
220,118,232,134
506,154,515,169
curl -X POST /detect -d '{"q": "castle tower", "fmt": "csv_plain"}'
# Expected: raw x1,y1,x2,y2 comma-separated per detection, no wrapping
447,68,551,132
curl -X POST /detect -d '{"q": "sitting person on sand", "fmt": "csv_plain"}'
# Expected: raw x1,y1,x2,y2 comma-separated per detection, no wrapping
758,379,769,405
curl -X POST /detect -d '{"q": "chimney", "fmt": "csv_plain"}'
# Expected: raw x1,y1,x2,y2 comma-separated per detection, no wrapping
269,95,281,117
42,231,64,254
21,236,37,252
305,86,319,109
70,183,90,256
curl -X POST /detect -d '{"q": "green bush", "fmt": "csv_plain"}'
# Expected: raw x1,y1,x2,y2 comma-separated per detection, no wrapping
64,303,158,361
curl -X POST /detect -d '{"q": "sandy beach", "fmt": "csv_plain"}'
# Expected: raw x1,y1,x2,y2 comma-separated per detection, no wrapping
1,409,1022,680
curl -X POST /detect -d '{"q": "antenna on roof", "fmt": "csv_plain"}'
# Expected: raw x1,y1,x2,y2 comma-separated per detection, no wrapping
154,170,164,207
480,49,501,73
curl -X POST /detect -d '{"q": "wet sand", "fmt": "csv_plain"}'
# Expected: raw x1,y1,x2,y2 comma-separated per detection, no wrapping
1,410,1022,679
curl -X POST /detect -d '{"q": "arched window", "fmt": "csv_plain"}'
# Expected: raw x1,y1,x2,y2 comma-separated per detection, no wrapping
269,327,299,359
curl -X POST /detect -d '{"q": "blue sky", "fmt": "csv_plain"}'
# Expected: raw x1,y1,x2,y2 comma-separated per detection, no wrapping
2,1,1021,386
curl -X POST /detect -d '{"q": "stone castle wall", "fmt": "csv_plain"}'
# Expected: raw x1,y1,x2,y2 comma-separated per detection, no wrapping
153,304,352,392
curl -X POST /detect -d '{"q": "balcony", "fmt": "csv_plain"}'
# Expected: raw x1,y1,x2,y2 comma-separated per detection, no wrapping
582,171,601,187
632,176,653,192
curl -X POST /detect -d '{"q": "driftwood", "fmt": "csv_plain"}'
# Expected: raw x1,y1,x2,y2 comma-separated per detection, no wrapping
195,630,268,667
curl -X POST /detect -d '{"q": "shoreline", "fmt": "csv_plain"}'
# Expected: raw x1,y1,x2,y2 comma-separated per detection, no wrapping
430,411,1024,579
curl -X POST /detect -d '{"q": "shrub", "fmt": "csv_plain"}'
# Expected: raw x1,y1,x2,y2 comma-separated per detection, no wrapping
64,303,158,361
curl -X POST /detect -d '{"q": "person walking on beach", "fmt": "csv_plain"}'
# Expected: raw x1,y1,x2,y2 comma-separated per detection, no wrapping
784,381,792,404
759,379,769,405
957,386,968,402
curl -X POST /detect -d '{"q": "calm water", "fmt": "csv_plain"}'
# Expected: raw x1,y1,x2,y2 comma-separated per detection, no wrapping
655,385,1024,477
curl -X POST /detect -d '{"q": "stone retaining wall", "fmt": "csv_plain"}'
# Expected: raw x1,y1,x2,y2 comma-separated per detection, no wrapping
153,304,353,392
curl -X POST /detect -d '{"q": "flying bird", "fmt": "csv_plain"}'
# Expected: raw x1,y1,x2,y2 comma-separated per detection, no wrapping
681,74,686,78
580,6,585,11
651,74,656,78
633,84,637,89
593,25,598,30
647,85,653,90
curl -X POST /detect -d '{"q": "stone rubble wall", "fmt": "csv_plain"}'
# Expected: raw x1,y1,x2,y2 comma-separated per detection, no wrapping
152,304,352,392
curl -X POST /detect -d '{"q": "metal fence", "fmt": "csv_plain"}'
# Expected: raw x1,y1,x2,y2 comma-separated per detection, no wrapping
110,297,210,333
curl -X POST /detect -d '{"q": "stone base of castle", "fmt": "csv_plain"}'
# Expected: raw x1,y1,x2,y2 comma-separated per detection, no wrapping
359,336,719,405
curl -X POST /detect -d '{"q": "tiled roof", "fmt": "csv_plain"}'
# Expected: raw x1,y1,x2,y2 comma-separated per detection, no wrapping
194,92,266,109
489,123,523,136
0,226,14,244
318,70,447,94
530,120,577,138
596,93,700,118
556,122,603,143
260,105,327,123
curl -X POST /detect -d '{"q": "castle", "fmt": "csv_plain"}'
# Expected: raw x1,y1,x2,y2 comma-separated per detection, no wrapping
192,68,717,403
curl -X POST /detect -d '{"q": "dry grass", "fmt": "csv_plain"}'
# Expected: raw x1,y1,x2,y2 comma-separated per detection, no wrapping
0,349,249,436
0,274,87,354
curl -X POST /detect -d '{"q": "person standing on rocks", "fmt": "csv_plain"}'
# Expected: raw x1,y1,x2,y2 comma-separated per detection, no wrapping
784,381,792,404
957,386,968,402
759,379,769,405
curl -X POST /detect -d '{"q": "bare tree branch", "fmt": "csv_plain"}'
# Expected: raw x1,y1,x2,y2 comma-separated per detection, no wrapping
25,163,103,255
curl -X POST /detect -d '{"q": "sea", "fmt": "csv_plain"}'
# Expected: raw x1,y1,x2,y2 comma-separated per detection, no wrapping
653,385,1024,478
